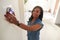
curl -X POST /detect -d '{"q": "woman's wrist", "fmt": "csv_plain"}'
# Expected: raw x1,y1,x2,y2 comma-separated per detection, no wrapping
16,21,20,26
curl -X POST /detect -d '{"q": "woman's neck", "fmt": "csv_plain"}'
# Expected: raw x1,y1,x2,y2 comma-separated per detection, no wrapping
32,18,36,21
31,17,37,22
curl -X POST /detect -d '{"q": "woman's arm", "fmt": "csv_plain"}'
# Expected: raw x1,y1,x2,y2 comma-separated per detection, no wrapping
4,13,42,31
17,23,42,31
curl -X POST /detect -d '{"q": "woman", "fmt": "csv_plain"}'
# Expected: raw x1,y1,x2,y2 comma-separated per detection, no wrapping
4,6,44,40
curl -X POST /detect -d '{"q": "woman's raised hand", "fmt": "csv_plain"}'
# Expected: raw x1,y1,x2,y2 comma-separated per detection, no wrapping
4,13,19,25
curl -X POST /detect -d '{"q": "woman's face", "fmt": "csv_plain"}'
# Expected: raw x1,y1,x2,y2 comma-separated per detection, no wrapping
32,8,41,18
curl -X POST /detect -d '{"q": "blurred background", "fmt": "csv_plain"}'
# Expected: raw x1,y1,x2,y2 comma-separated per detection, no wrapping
0,0,60,40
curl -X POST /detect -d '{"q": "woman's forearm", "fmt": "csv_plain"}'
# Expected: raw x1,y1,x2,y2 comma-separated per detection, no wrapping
16,22,41,31
17,23,30,31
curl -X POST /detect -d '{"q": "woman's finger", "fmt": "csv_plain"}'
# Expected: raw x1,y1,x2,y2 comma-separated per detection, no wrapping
4,13,18,24
4,14,12,23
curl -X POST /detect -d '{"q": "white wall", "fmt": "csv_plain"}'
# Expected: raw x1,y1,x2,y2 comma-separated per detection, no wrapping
24,0,51,12
54,2,60,24
50,0,56,14
0,0,27,40
18,0,27,40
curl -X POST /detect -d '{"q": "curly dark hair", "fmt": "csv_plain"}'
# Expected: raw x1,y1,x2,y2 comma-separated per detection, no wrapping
29,6,43,22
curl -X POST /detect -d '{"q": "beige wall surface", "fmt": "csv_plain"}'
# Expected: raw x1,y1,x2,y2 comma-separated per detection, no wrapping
0,0,27,40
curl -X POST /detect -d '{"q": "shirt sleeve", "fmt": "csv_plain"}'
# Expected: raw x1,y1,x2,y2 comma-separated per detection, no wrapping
35,19,44,26
35,19,44,30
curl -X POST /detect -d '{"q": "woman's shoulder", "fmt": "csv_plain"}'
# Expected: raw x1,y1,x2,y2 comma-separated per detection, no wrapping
35,19,42,23
35,19,44,26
